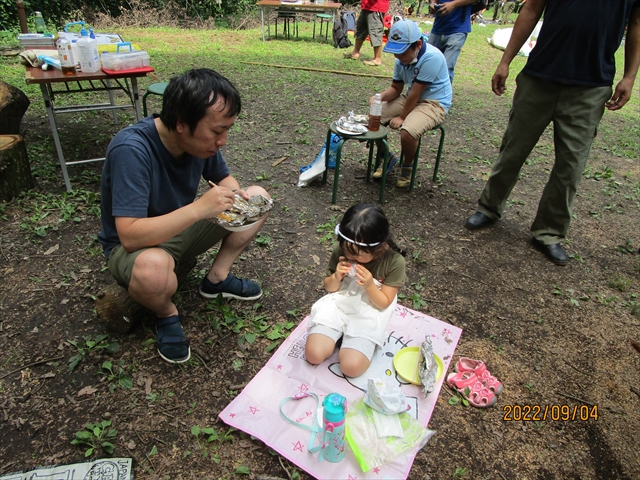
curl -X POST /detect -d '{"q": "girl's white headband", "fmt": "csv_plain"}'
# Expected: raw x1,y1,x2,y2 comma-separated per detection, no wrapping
334,224,380,247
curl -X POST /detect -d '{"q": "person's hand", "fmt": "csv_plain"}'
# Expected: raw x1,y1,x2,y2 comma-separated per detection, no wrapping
389,116,404,129
199,184,236,218
491,63,510,96
429,2,440,15
335,256,352,280
233,187,249,200
437,2,455,15
354,264,374,289
606,77,634,111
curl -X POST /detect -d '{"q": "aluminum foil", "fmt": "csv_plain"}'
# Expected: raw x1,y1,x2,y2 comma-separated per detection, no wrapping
216,194,273,227
348,111,369,124
336,116,369,134
418,335,438,395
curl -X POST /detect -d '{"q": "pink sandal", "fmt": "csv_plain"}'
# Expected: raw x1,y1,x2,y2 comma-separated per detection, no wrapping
455,357,504,395
446,371,497,408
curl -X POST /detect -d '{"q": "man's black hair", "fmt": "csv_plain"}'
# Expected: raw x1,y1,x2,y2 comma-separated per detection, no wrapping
160,68,241,133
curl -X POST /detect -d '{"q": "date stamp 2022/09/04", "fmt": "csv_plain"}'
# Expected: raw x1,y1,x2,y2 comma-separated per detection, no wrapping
503,404,599,422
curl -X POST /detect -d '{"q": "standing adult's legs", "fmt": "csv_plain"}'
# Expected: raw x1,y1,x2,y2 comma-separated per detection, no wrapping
476,73,557,220
530,84,612,244
428,33,468,84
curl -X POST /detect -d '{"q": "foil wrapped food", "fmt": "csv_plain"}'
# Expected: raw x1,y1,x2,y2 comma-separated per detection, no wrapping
418,335,438,395
336,116,369,134
348,110,369,124
216,194,273,227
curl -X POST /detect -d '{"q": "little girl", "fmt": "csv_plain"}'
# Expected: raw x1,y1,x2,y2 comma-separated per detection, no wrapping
305,203,407,378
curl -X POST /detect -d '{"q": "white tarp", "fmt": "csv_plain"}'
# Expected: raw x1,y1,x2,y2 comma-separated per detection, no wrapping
488,21,543,57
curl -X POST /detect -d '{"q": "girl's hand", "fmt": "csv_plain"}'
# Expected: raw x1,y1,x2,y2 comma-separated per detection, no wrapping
335,256,351,280
354,264,374,288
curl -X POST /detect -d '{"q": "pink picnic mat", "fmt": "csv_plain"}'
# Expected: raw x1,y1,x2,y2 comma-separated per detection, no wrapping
219,305,462,479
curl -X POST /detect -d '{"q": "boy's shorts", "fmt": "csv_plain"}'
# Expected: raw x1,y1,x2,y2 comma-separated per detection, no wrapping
308,324,377,360
107,219,229,287
355,10,385,47
381,95,447,139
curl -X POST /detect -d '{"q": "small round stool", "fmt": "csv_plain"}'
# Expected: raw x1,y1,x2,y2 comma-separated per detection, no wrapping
322,123,390,204
314,14,333,41
142,82,169,117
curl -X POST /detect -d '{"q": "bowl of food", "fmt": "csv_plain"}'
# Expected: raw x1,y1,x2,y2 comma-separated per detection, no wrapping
215,194,273,232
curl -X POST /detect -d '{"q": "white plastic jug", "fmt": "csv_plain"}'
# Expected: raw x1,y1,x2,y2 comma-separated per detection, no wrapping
76,27,101,72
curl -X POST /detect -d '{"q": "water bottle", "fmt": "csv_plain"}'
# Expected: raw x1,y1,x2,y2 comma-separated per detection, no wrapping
34,11,46,34
322,393,347,462
368,93,382,132
56,32,76,75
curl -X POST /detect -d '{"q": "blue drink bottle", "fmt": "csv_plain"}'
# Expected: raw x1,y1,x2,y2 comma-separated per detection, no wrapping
322,393,347,462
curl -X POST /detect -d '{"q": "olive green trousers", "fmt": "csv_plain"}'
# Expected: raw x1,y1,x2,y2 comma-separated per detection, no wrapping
477,72,612,244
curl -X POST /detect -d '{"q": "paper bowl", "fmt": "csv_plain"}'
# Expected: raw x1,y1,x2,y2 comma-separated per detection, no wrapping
218,220,259,232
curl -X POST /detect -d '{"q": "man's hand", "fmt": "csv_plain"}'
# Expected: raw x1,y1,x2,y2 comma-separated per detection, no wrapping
606,77,634,111
199,184,236,218
389,116,404,129
491,62,510,95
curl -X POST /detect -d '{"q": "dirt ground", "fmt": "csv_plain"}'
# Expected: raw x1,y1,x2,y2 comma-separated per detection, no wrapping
1,33,640,480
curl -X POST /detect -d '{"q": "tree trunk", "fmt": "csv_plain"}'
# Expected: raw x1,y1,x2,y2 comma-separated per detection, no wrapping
0,135,34,201
0,81,30,135
95,257,198,334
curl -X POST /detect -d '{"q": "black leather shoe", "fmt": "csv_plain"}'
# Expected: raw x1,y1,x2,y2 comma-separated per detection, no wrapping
465,211,495,230
532,239,568,266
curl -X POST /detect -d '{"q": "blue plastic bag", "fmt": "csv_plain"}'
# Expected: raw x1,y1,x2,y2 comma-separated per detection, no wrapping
301,134,341,173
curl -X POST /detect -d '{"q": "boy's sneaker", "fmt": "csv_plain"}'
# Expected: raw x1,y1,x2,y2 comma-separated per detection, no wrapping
372,154,398,179
199,273,262,301
397,166,413,188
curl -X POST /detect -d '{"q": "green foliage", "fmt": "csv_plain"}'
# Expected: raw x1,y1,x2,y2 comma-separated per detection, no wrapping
98,360,133,392
190,424,234,461
17,189,100,239
71,419,117,457
398,292,426,309
203,296,294,351
68,334,120,372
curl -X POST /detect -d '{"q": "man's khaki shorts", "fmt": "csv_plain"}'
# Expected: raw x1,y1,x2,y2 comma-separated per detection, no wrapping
107,219,229,287
381,95,446,139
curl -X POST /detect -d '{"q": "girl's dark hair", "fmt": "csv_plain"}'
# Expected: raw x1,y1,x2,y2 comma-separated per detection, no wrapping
159,68,241,133
338,203,405,258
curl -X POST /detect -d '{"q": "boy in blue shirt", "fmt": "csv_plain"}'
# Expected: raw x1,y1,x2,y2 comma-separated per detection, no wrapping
372,20,452,187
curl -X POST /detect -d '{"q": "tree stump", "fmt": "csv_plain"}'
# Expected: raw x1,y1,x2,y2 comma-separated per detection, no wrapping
0,81,30,135
0,135,34,201
95,257,198,334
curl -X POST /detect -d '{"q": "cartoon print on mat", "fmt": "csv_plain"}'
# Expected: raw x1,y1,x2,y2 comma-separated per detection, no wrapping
328,331,420,418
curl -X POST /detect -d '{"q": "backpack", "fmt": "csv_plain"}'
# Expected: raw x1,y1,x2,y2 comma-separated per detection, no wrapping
333,15,352,49
471,0,488,14
342,10,356,32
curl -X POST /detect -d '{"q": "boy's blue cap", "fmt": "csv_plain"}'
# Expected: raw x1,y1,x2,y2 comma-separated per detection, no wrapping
383,20,423,54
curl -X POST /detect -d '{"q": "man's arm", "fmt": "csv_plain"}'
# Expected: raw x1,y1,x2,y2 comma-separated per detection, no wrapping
492,0,546,95
115,175,238,253
606,5,640,111
375,81,403,104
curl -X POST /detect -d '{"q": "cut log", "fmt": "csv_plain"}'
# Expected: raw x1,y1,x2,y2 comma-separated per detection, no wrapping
95,257,198,334
0,81,30,135
0,135,34,201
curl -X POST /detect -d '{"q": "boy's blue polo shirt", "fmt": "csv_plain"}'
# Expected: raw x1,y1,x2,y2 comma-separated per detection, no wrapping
392,40,452,113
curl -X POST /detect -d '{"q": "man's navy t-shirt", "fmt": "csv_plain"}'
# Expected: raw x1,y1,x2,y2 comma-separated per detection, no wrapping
524,0,640,86
98,116,230,259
